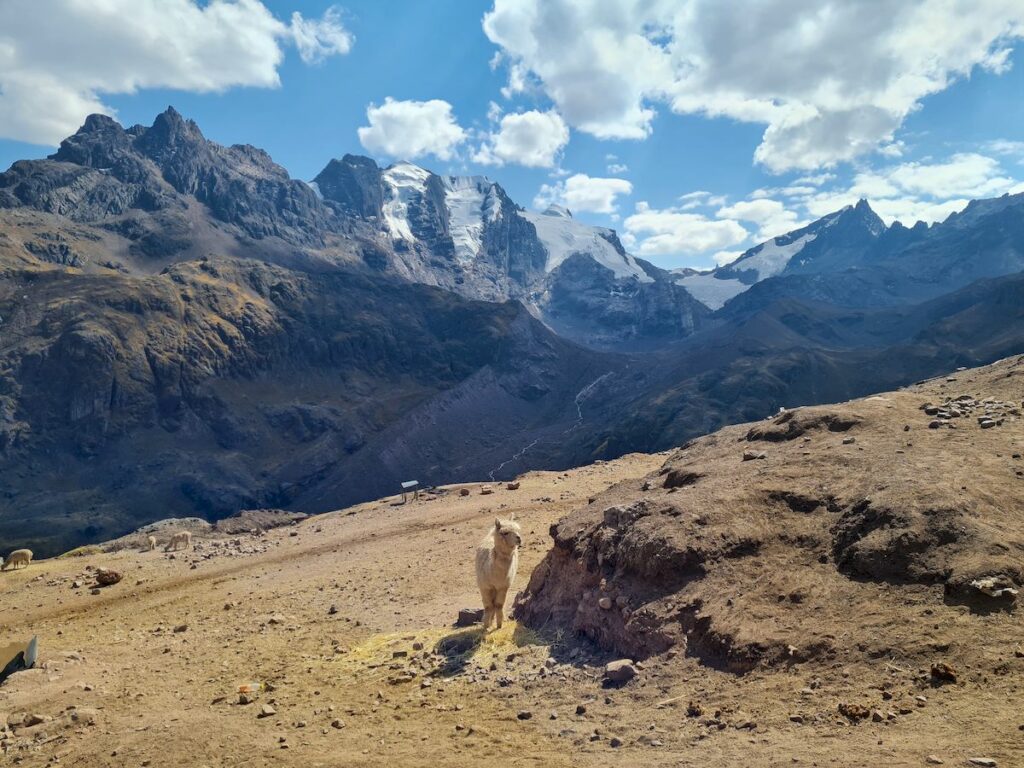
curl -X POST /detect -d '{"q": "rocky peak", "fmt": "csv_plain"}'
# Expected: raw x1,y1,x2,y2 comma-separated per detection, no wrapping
312,154,384,219
50,113,134,169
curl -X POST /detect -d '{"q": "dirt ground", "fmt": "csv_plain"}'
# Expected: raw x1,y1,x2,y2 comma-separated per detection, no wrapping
0,442,1021,767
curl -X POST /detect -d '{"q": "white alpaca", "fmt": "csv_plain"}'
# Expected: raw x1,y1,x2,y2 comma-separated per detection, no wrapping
2,549,33,570
475,517,522,631
147,535,157,551
165,531,192,552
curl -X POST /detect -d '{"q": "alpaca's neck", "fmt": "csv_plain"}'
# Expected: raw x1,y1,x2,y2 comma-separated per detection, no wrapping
492,541,516,561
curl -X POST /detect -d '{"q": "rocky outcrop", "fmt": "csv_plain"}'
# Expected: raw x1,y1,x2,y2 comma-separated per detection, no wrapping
516,357,1024,669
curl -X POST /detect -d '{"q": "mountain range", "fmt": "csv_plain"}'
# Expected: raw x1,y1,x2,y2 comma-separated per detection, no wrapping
2,107,1023,555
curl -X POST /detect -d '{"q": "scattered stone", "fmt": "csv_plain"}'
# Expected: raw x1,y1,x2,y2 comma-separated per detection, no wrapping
842,436,856,444
95,569,122,587
604,660,638,684
925,757,943,765
970,576,1018,600
268,615,286,625
789,714,804,724
930,662,957,684
517,710,532,720
742,449,767,461
456,607,484,627
480,485,494,495
575,704,587,716
331,719,345,729
838,702,871,721
257,705,276,719
609,736,623,748
173,624,188,633
328,605,338,615
506,482,520,490
870,710,884,723
967,760,997,767
598,596,613,610
459,488,470,497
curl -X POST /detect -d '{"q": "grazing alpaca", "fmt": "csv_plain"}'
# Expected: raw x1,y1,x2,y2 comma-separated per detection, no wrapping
165,531,192,552
2,549,33,571
475,517,522,630
147,536,157,551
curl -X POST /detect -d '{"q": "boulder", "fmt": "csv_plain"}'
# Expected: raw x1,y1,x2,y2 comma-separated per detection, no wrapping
603,659,638,684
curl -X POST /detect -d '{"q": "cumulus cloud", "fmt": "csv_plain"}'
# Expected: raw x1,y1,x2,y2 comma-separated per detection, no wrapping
607,162,629,174
624,201,750,256
358,98,466,161
534,173,633,214
800,152,1021,224
0,0,353,145
483,0,1024,171
716,199,803,241
290,7,353,64
473,109,568,167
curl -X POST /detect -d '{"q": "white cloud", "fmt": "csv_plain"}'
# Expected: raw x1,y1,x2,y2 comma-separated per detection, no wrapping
358,98,466,161
716,199,803,241
535,173,633,214
473,109,568,167
483,0,1024,171
800,152,1020,225
986,139,1024,159
624,201,750,256
0,0,353,145
607,162,628,174
290,6,352,64
678,190,727,210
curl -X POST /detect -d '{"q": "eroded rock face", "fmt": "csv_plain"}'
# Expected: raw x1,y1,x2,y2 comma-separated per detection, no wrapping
516,359,1024,670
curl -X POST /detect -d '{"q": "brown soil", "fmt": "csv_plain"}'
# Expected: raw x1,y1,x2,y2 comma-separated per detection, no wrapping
1,358,1023,767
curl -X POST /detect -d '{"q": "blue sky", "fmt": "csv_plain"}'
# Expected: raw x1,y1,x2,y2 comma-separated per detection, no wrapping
1,1,1023,269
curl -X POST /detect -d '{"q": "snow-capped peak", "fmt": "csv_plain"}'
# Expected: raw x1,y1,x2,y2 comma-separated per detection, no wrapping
521,209,652,282
542,204,572,219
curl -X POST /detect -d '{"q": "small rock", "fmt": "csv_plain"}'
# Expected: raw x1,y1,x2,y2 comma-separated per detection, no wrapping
506,482,520,490
480,485,494,495
789,714,804,724
459,488,470,497
930,662,957,684
742,449,766,461
925,757,943,765
604,660,638,684
967,760,997,767
331,719,345,729
456,607,484,627
173,624,188,633
575,704,587,715
598,597,613,610
609,737,623,748
870,710,884,723
517,710,532,720
838,702,870,721
258,704,276,718
842,436,856,444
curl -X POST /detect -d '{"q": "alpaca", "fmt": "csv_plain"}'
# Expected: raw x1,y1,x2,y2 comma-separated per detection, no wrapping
2,549,33,571
475,517,522,630
165,531,192,552
147,535,157,551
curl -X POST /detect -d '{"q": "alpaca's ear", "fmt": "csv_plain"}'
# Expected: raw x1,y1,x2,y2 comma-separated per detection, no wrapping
509,512,517,521
494,518,502,530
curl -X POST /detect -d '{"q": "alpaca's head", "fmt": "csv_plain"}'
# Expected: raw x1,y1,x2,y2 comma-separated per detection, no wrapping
493,517,522,550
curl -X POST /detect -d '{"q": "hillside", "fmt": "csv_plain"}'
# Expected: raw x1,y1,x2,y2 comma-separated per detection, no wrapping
1,357,1021,767
2,108,1024,556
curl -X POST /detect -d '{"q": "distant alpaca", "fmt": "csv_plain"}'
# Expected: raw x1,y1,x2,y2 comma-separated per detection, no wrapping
475,517,522,630
165,531,192,552
2,549,33,571
147,535,157,551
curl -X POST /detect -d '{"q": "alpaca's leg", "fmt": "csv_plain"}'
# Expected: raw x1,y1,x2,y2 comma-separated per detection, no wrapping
493,587,509,629
480,586,493,630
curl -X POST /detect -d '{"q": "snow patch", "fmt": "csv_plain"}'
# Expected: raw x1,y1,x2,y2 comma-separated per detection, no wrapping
305,180,323,200
675,273,748,310
443,176,502,263
521,210,652,282
381,162,431,243
731,232,817,281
